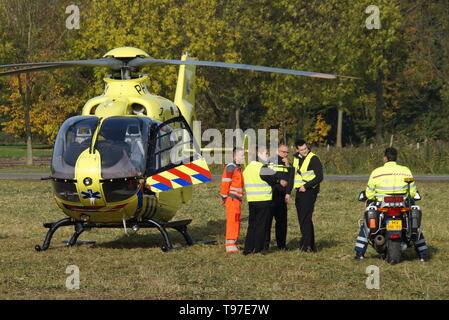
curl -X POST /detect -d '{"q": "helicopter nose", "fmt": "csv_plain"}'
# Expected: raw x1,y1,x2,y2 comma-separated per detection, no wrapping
74,151,105,207
83,177,93,186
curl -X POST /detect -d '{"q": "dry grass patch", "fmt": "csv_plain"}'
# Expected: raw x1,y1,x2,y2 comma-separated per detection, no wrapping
0,179,448,299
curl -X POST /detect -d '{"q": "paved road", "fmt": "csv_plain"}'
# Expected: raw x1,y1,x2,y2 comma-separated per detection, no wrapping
0,173,50,180
1,173,449,181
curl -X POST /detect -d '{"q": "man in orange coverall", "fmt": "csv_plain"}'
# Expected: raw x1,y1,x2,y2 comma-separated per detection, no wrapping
220,147,245,253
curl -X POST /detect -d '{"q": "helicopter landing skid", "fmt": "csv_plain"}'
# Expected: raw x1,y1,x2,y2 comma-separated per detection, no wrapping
34,218,216,252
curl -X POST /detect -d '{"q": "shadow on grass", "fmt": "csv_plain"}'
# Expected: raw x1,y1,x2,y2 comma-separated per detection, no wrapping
94,219,226,250
316,239,343,250
366,245,438,263
401,244,438,262
285,238,343,251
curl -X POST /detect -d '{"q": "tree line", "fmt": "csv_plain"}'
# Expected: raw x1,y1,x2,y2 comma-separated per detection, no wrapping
0,0,448,164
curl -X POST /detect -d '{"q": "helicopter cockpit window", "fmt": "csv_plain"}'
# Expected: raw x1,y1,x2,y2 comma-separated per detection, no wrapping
147,116,200,175
96,117,149,179
51,116,99,179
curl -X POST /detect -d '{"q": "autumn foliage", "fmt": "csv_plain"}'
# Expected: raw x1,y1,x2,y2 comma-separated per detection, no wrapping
0,0,448,147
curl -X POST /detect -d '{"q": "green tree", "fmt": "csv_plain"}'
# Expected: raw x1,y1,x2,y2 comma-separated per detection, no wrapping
344,1,406,144
390,1,449,141
0,0,67,159
260,0,360,146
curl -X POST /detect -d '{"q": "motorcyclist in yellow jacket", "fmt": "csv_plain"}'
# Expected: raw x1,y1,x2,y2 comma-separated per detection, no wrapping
354,147,429,262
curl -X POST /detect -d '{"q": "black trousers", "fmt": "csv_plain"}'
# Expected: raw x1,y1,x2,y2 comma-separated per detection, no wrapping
264,196,287,249
295,189,318,251
244,200,272,254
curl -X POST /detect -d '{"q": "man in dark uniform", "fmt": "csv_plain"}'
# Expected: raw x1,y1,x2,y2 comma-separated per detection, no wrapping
292,139,323,253
264,144,294,250
243,146,288,255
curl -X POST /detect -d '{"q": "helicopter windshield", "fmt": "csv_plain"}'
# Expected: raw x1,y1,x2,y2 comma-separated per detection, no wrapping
51,116,99,179
95,117,149,179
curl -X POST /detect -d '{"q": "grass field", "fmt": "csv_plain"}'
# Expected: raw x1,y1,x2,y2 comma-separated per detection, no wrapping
0,179,448,300
0,145,52,158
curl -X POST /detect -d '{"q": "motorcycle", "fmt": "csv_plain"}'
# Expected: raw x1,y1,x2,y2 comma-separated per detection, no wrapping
358,178,423,264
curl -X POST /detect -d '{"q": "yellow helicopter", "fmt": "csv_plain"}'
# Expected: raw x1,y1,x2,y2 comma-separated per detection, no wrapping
0,47,356,251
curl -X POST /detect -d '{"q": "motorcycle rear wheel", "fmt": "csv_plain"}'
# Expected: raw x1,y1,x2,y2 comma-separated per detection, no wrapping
386,239,401,264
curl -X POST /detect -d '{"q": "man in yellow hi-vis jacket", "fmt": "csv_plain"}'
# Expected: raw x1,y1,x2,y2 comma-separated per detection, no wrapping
292,139,323,253
354,147,429,262
243,146,287,255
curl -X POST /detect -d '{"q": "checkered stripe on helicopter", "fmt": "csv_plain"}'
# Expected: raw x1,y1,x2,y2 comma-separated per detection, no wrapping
147,159,212,192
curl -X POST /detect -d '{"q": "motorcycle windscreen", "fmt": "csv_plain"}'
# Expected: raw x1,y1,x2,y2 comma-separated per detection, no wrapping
51,116,99,179
95,117,149,179
145,116,212,192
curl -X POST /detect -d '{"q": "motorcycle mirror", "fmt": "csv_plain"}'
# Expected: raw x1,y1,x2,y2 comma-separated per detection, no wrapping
358,191,367,202
414,191,421,201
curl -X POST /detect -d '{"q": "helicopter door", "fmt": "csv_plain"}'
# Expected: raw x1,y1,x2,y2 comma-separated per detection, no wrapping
145,116,211,192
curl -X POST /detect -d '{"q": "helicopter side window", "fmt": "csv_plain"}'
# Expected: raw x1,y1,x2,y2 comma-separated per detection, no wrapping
157,126,175,169
147,116,200,175
51,116,99,179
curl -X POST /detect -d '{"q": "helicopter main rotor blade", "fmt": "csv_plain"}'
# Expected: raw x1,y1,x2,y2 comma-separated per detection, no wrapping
128,57,359,80
0,58,124,74
0,64,66,76
0,56,359,79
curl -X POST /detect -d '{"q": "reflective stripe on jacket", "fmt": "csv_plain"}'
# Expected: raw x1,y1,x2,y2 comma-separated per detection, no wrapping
269,162,289,174
220,162,244,200
293,152,316,188
365,161,417,200
243,161,272,202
